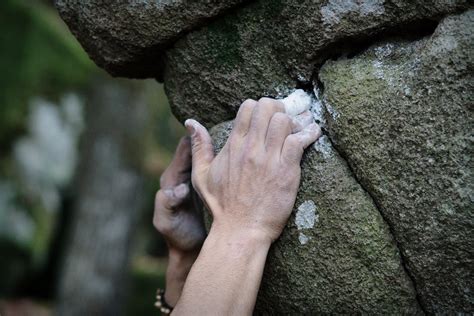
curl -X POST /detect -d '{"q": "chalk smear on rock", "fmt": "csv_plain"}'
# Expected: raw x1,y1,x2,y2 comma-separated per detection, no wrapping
295,200,319,245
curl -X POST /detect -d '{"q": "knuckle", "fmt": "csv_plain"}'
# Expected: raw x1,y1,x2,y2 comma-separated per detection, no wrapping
261,97,284,111
243,152,261,166
257,97,283,112
286,135,302,149
257,97,274,105
240,99,257,110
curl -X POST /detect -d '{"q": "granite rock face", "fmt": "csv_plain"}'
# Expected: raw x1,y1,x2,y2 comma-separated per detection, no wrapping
55,0,248,78
164,0,470,127
56,0,474,313
319,11,474,313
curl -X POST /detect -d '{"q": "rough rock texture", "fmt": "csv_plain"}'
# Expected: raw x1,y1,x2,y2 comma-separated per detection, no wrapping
56,0,474,313
210,122,421,314
319,11,474,313
164,0,470,127
55,0,248,78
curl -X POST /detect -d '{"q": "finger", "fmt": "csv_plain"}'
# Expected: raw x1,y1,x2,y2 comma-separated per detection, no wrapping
156,183,191,211
281,123,322,164
170,136,192,170
155,189,175,214
247,98,285,145
232,99,257,138
160,136,192,188
173,183,190,201
265,112,293,153
185,119,214,174
291,111,313,132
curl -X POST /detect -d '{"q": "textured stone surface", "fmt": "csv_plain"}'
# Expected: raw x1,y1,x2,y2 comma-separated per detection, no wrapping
210,121,421,314
56,0,474,313
319,10,474,313
55,0,248,78
164,0,470,127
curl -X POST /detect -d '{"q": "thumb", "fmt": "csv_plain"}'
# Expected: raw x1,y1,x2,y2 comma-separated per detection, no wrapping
185,119,214,173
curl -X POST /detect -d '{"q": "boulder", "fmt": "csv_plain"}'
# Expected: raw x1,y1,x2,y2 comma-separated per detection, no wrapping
55,0,248,78
319,10,474,313
56,0,474,313
164,0,470,127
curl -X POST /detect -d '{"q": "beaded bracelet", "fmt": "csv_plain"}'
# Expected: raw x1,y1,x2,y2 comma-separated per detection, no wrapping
155,288,173,315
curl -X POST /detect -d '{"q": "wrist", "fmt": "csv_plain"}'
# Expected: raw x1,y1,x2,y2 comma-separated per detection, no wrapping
165,248,199,306
208,221,273,252
167,247,199,277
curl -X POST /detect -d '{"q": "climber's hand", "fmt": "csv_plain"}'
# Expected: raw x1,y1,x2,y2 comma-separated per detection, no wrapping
153,136,207,306
185,98,321,245
153,136,206,253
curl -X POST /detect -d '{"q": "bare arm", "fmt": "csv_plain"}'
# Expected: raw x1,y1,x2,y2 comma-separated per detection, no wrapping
153,137,206,306
173,98,321,314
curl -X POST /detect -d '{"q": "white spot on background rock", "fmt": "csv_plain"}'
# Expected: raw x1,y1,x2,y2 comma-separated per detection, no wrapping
373,60,385,79
295,200,319,245
325,102,340,120
313,135,334,159
296,200,317,229
321,0,385,26
299,232,309,245
374,43,394,59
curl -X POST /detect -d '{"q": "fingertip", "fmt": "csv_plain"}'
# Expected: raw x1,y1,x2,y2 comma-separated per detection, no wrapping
304,123,323,147
307,122,321,133
292,111,314,130
173,183,190,199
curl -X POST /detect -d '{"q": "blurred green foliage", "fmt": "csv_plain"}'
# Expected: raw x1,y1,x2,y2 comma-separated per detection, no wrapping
127,258,166,315
0,1,182,314
0,0,95,298
0,0,94,151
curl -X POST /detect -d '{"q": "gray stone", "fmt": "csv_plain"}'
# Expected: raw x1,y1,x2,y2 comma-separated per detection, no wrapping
210,121,421,314
56,0,474,313
319,10,474,313
54,0,248,78
164,0,470,127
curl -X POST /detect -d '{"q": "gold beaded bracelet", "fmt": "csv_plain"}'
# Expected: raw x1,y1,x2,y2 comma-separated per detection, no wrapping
155,288,173,315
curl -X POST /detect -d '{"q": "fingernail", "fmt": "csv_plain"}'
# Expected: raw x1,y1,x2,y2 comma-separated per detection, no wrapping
173,183,189,199
184,119,196,137
306,123,321,133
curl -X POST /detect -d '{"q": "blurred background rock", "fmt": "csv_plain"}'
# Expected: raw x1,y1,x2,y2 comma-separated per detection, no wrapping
0,0,183,315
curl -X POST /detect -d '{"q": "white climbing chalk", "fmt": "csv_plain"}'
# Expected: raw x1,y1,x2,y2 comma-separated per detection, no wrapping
295,200,319,245
280,89,312,116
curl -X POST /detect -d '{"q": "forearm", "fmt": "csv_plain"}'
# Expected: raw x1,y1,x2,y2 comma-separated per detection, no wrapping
173,224,271,315
165,249,199,306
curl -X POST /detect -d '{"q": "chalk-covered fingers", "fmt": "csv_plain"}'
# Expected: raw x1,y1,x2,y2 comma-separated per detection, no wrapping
265,112,293,152
232,99,257,137
281,123,322,164
248,98,285,144
291,111,313,132
184,119,214,181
